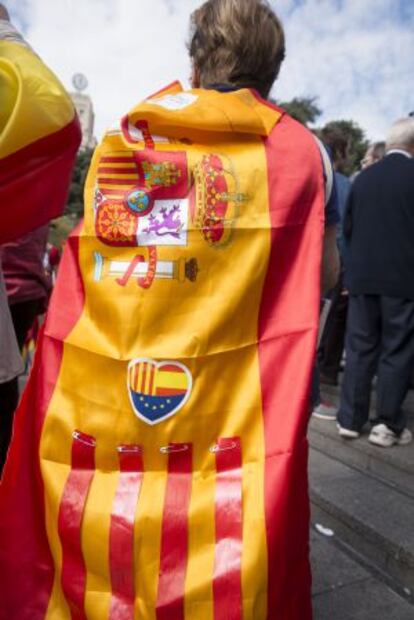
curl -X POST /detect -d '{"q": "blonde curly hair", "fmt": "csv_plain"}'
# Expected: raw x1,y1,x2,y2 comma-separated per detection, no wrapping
189,0,285,98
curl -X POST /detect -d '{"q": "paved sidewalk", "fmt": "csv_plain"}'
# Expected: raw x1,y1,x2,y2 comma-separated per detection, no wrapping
311,529,414,619
310,382,414,618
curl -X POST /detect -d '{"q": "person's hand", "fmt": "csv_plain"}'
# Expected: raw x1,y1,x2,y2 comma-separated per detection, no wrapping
0,4,10,21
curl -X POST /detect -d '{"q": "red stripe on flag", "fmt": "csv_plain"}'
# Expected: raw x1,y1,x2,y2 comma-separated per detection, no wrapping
148,365,154,396
98,177,137,186
212,438,243,620
135,365,140,393
0,232,86,618
101,157,136,164
155,387,187,397
98,167,138,175
159,365,184,373
259,121,323,619
58,430,96,620
156,444,192,620
141,363,147,394
109,445,144,620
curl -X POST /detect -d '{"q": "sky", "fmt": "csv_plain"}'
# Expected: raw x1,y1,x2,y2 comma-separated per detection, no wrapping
6,0,414,141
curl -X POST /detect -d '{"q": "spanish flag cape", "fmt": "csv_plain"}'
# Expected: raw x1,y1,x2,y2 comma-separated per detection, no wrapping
0,82,324,620
0,36,80,243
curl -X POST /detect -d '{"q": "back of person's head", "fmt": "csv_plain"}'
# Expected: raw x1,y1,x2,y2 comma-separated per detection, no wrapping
189,0,285,99
371,142,386,160
320,124,349,170
361,141,385,169
386,118,414,155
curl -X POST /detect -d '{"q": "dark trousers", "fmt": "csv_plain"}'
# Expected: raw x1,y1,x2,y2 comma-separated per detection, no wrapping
0,298,43,475
318,273,348,383
310,364,321,410
338,295,414,434
0,379,19,475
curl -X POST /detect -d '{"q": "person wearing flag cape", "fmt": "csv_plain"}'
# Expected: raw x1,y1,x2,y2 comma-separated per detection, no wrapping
0,1,339,618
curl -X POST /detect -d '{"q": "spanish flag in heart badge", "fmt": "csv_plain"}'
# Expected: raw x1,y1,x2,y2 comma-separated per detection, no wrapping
127,358,192,425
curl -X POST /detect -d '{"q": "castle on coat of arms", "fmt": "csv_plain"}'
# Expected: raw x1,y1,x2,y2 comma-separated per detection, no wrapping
70,73,97,151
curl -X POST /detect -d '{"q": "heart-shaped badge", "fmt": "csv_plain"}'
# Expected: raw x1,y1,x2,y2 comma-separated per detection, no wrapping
127,358,192,425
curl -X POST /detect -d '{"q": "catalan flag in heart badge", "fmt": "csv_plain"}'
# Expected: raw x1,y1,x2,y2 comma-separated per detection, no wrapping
127,358,193,425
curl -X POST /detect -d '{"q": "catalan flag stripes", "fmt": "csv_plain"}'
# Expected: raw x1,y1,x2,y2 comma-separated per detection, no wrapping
129,362,189,397
97,153,138,199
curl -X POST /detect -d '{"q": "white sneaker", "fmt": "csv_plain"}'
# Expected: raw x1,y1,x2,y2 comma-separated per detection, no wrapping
398,428,414,445
336,424,360,439
369,424,413,448
312,402,337,421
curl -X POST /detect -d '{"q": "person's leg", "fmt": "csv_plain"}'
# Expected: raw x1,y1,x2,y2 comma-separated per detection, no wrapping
319,291,348,384
9,298,43,352
312,299,338,420
311,361,337,420
318,275,347,384
0,377,19,475
310,363,321,410
372,297,414,434
0,300,43,474
337,295,381,432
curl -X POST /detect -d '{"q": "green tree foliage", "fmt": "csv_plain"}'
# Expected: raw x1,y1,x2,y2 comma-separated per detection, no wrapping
65,148,94,219
48,148,94,248
49,215,77,249
277,96,322,126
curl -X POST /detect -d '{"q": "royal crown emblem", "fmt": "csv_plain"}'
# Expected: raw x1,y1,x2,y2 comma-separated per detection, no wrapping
192,154,247,248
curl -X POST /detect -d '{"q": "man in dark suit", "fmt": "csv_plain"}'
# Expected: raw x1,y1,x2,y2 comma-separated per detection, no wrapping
337,118,414,447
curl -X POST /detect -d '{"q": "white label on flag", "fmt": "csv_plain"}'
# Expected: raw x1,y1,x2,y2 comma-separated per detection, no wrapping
146,93,198,111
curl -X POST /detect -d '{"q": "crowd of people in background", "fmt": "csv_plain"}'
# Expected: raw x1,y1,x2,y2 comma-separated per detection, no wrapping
313,118,414,449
